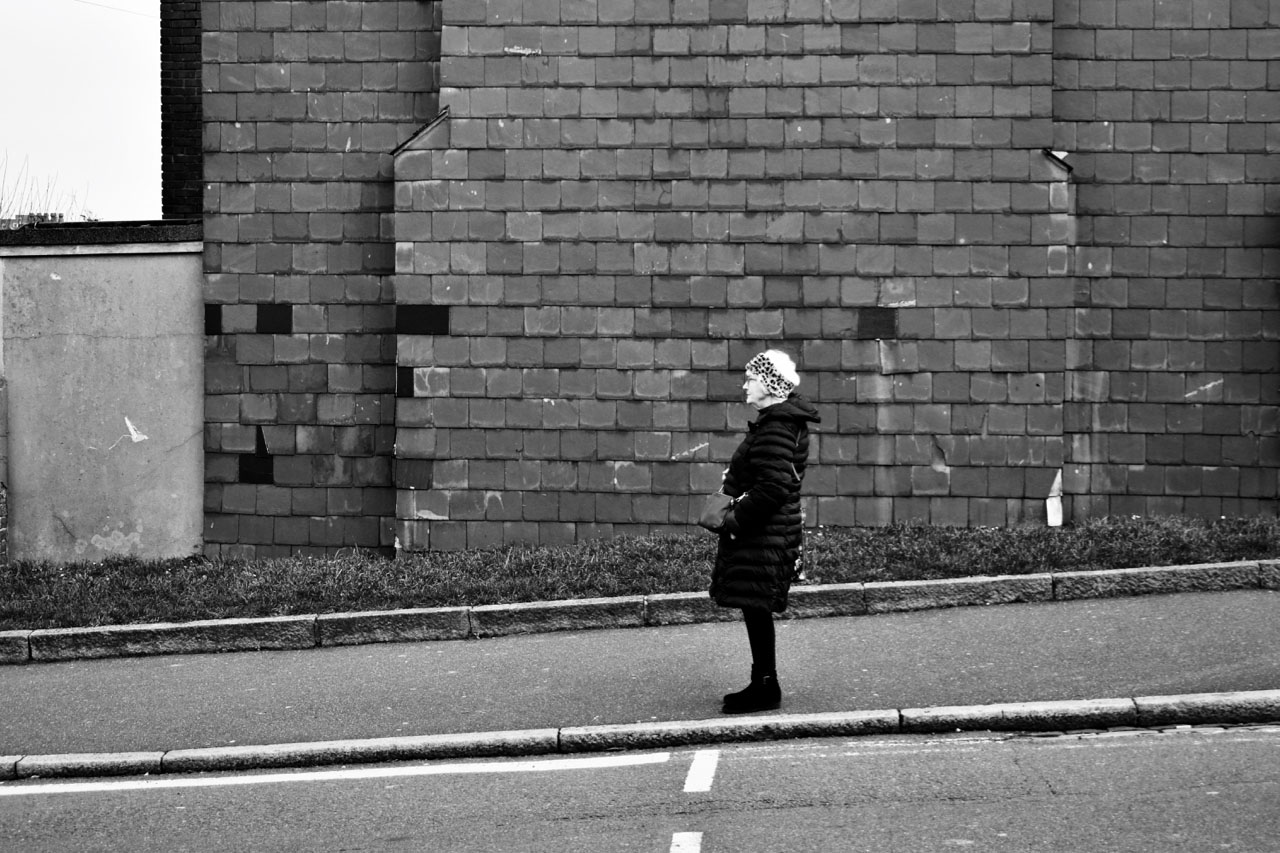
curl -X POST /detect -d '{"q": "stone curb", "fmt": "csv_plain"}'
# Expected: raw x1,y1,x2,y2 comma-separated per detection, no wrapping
21,616,317,663
160,729,559,776
5,689,1278,782
2,560,1276,666
316,607,471,647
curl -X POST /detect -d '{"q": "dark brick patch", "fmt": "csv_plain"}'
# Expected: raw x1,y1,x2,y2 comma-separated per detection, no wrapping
857,308,899,340
396,306,451,335
205,304,222,336
256,304,293,335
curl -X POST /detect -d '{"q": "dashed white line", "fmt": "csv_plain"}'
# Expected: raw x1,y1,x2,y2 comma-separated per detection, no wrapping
683,749,720,793
671,831,703,853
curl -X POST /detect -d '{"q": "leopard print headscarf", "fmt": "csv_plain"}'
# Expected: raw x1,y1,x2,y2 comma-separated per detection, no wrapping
745,351,798,398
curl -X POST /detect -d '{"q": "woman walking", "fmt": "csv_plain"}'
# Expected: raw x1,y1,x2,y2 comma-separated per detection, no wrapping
710,349,820,714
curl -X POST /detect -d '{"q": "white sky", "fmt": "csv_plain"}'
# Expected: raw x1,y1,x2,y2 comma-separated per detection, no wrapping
0,0,160,221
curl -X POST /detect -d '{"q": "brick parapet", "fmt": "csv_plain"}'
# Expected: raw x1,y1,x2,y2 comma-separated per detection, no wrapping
161,0,204,219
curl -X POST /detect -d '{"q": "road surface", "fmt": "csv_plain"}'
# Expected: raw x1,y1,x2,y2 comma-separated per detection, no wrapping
3,726,1278,852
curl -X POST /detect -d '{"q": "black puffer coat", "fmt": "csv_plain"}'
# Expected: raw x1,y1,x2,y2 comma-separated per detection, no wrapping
710,393,821,613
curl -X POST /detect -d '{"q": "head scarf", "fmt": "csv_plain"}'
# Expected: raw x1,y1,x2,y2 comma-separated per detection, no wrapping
745,350,799,399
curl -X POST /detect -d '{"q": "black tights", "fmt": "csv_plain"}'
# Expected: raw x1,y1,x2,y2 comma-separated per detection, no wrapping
742,607,776,674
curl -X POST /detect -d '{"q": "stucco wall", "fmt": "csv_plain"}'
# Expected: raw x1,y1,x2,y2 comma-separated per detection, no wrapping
0,243,205,563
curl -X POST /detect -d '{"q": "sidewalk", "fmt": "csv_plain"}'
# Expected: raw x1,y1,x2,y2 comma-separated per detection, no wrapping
3,585,1279,779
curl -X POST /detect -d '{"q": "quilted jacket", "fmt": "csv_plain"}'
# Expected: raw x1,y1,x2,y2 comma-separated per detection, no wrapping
710,393,821,613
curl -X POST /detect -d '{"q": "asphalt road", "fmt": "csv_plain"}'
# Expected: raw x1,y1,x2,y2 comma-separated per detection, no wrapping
2,727,1278,852
2,591,1278,757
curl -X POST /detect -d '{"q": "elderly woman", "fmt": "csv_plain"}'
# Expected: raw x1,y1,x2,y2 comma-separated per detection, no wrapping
710,349,820,714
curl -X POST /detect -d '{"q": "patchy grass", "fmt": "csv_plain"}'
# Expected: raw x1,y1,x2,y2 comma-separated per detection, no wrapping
1,515,1278,631
804,514,1280,583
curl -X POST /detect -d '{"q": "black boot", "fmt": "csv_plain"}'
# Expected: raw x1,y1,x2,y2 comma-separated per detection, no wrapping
723,666,762,707
722,668,781,714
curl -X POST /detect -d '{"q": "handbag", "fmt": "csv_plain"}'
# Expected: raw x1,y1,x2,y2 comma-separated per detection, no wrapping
697,490,738,532
699,426,806,534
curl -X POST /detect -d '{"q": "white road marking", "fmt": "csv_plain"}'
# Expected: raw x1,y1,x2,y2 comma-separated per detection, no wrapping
0,752,671,798
683,749,720,793
671,832,703,853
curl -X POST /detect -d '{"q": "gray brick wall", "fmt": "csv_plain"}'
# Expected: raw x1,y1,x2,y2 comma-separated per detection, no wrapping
201,0,440,557
1055,0,1280,518
392,0,1079,550
199,0,1277,555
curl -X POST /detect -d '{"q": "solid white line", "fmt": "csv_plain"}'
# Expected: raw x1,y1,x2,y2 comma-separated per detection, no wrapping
683,749,720,793
0,752,671,798
671,832,703,853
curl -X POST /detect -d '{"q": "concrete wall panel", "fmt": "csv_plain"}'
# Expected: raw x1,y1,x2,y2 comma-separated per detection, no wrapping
1,246,204,562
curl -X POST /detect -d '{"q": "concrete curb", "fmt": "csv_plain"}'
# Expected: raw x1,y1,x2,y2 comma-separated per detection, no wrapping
5,689,1278,781
160,729,559,775
24,616,317,663
2,560,1277,666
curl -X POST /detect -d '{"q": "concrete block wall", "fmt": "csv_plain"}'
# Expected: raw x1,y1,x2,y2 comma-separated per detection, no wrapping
1055,0,1280,518
201,1,441,556
392,0,1072,550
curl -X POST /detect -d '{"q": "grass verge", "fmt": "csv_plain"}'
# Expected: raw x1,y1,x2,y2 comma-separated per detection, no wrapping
1,515,1277,631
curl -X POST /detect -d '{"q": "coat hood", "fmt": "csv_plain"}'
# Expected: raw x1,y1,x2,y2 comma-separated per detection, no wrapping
755,392,821,427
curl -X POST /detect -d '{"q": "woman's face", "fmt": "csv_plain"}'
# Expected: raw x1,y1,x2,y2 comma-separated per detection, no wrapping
743,374,770,409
